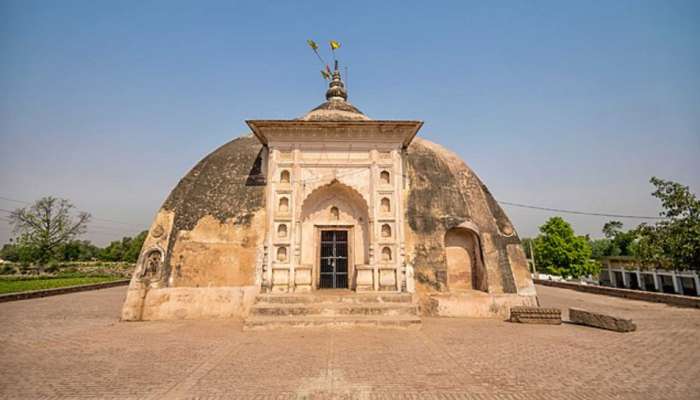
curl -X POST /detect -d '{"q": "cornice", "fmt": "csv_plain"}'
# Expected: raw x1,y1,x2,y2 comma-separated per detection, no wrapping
246,120,423,148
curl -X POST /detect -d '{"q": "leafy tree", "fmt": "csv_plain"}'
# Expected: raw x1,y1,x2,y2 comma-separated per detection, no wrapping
58,240,100,261
602,220,638,257
124,231,147,263
8,197,91,265
533,216,599,278
99,238,129,261
0,237,40,264
635,177,700,270
0,243,19,262
589,238,614,259
99,231,147,262
602,221,624,239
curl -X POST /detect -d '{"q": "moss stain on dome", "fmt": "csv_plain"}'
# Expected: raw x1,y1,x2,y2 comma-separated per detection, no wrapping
405,138,520,294
163,135,266,232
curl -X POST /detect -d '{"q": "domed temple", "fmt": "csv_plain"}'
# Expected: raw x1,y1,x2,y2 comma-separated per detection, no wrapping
121,68,537,326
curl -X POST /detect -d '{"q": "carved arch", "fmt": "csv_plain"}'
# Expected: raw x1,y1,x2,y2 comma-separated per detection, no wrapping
301,179,369,221
303,175,369,207
138,245,165,282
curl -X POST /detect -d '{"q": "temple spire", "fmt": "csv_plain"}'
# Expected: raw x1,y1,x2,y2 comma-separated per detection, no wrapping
325,60,347,101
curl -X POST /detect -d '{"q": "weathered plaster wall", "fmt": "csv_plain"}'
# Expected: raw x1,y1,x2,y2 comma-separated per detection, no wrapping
121,135,267,321
404,137,535,300
169,213,266,287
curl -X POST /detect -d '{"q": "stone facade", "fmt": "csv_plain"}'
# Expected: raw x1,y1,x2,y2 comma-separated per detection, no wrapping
121,70,537,321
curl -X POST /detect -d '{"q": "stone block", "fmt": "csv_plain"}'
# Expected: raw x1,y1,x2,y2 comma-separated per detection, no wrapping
379,268,396,291
355,268,374,291
272,268,289,293
272,268,289,285
509,306,561,324
294,268,312,285
569,308,636,332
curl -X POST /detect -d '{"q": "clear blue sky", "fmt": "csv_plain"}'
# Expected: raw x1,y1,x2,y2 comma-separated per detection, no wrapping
1,0,698,245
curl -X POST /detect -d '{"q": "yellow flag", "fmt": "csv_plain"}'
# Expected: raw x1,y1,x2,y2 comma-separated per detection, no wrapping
330,40,341,50
307,39,318,51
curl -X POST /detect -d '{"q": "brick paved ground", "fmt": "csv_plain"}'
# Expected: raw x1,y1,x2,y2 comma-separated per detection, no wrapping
1,285,698,400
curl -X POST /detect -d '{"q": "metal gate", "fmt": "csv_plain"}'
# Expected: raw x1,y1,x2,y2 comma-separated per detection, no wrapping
320,230,348,289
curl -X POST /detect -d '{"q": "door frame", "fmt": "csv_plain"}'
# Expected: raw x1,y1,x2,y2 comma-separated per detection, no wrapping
314,225,354,290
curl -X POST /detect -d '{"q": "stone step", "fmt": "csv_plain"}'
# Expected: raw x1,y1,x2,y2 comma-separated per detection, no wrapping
243,315,422,330
249,302,418,317
255,292,413,305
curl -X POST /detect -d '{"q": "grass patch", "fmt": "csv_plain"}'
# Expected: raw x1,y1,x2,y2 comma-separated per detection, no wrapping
0,276,123,294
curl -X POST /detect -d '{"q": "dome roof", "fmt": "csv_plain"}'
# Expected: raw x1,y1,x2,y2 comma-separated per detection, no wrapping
144,135,527,299
300,69,370,121
160,135,516,242
301,99,370,121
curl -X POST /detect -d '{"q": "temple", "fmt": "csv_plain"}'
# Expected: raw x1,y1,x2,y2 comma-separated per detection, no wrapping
121,67,537,327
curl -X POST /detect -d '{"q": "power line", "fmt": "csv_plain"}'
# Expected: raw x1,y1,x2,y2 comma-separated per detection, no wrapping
0,196,28,205
1,194,665,224
90,217,143,228
498,201,664,220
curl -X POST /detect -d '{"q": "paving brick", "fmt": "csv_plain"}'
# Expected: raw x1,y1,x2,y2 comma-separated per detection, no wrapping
0,284,698,399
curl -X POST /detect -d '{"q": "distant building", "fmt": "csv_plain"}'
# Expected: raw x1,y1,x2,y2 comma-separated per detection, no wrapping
598,256,699,296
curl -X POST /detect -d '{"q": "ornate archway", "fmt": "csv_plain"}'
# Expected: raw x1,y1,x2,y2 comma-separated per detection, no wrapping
300,180,370,289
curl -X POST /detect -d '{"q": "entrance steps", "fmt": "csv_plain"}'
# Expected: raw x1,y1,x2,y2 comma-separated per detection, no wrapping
244,291,421,330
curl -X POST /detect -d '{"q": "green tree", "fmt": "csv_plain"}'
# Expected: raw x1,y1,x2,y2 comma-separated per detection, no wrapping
8,197,91,265
533,216,599,278
0,237,41,265
99,231,147,262
0,243,19,262
636,177,700,270
589,238,613,259
602,221,624,239
602,220,638,257
123,231,147,262
58,240,100,261
99,238,128,261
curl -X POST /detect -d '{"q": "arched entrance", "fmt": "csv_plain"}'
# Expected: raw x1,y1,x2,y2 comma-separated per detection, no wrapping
300,180,369,290
445,227,488,292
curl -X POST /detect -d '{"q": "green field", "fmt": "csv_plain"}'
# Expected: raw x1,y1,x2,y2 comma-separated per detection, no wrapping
0,276,122,295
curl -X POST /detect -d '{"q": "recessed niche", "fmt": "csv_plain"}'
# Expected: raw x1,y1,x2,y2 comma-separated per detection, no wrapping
380,170,390,185
276,246,287,262
381,247,392,262
330,206,339,220
381,224,391,238
280,170,290,184
277,224,288,238
279,197,289,213
380,197,391,213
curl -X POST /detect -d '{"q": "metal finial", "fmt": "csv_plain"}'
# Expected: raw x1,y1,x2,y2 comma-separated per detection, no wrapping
325,69,347,101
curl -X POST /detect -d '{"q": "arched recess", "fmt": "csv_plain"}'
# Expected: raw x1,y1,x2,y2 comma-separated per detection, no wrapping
380,170,390,185
300,180,370,274
444,226,488,292
280,170,290,184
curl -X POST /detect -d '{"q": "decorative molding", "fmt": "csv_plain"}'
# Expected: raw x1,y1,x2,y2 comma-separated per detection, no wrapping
247,120,423,148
